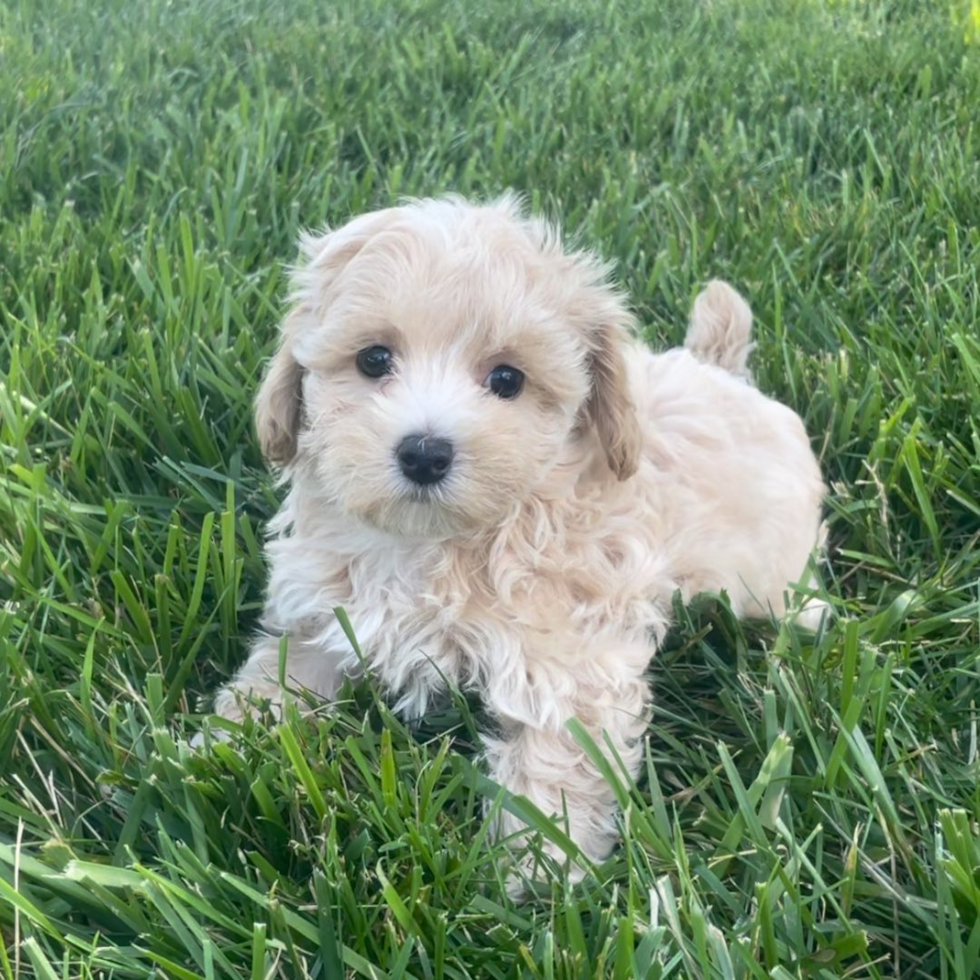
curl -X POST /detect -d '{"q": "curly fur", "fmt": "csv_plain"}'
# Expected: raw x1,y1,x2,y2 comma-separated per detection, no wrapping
209,195,827,881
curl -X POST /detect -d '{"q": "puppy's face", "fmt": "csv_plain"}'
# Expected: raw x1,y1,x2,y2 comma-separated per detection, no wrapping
257,197,639,539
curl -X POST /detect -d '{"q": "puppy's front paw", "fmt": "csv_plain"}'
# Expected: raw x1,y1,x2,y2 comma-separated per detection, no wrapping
212,682,285,724
793,598,831,632
187,682,284,748
504,845,589,900
187,726,233,750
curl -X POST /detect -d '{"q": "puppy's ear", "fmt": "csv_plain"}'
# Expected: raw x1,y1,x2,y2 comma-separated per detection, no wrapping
255,332,304,466
254,208,399,466
587,317,642,481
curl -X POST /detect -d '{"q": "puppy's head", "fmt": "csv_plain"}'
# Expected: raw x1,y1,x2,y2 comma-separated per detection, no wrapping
256,195,639,539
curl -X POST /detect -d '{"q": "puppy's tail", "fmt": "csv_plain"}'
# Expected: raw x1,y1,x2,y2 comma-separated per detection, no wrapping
684,280,754,379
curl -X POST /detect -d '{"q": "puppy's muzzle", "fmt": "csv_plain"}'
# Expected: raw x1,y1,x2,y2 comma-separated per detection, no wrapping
396,434,454,486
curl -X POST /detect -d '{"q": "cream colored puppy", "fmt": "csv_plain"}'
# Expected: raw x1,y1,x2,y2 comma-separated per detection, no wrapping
210,195,825,875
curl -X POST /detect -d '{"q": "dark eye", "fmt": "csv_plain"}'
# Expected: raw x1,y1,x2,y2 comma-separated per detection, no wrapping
485,364,525,400
356,345,394,379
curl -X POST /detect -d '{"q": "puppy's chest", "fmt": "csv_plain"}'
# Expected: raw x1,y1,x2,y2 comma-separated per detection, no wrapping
338,531,641,671
271,505,662,695
293,539,539,683
344,546,493,676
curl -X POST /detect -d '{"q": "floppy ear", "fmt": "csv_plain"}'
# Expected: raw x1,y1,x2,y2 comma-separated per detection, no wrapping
255,328,305,466
587,318,642,481
254,208,399,466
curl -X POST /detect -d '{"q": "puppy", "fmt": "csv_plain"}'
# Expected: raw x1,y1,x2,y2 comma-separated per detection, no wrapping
209,195,825,877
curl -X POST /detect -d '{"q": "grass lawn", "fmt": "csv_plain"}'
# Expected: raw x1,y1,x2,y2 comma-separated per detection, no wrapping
2,0,979,976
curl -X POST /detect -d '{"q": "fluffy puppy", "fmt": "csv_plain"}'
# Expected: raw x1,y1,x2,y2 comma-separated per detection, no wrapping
210,195,825,877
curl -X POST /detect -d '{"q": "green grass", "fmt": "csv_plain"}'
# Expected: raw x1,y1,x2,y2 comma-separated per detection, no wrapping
1,0,979,975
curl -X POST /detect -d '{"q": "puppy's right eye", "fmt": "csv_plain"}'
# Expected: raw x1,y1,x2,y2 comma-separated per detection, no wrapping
485,364,525,400
356,345,394,379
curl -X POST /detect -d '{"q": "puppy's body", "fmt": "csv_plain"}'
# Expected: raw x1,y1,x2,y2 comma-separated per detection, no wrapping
212,196,825,874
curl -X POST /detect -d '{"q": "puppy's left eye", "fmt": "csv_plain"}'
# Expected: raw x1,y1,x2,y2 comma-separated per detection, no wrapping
356,345,394,379
485,365,525,400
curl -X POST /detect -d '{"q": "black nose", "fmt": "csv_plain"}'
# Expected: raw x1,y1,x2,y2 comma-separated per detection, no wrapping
396,434,454,486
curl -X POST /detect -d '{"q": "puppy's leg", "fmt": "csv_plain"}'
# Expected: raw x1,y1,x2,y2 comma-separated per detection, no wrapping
211,633,348,724
484,665,650,886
